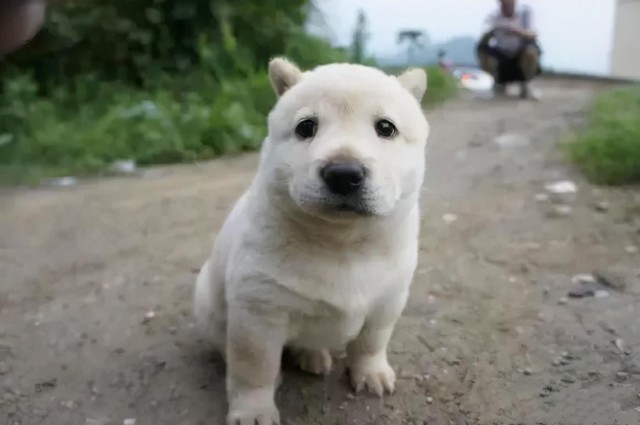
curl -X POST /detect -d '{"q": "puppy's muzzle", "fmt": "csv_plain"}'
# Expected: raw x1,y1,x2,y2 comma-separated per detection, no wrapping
320,161,366,196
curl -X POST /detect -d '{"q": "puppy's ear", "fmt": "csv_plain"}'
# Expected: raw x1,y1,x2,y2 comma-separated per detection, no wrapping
397,68,428,102
269,57,303,97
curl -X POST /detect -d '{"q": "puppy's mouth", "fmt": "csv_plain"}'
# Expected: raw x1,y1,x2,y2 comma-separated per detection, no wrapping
333,201,375,216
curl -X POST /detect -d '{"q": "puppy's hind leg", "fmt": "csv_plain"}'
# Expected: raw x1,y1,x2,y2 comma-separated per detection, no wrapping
194,259,227,357
290,348,333,376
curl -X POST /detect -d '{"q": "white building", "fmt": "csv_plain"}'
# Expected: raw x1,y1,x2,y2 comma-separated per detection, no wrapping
611,0,640,79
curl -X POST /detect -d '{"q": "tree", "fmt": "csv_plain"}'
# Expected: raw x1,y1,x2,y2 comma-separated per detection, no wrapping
350,9,369,64
397,29,427,65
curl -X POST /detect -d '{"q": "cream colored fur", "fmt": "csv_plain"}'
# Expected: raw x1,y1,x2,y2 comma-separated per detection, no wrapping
194,57,429,425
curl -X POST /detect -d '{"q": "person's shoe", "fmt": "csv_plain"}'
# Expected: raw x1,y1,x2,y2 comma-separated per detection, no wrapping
492,83,506,98
519,81,540,101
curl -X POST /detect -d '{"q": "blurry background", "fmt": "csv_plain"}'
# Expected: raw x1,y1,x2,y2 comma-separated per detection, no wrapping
0,0,638,185
317,0,618,76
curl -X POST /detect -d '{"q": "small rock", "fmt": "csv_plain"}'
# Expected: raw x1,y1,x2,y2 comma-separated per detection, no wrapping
568,285,597,298
346,393,355,400
558,297,568,305
142,310,156,324
546,205,572,218
561,376,575,384
625,245,639,254
552,357,563,366
123,419,136,425
595,269,638,292
109,159,137,174
535,193,549,202
46,176,78,187
523,368,532,376
35,379,57,393
61,400,75,409
494,133,530,148
635,406,640,413
426,396,434,404
442,213,458,224
544,180,577,204
616,372,629,379
594,290,610,299
561,351,570,358
545,180,577,195
0,362,9,375
593,201,609,212
571,274,597,285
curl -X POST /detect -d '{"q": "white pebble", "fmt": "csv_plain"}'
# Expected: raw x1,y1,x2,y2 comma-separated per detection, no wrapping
124,419,136,425
144,311,156,320
426,396,434,404
571,274,596,285
442,213,458,223
594,290,610,299
535,193,549,202
625,245,638,254
545,180,577,195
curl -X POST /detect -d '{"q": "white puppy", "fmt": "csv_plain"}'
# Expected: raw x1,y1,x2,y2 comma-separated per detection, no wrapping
194,58,429,425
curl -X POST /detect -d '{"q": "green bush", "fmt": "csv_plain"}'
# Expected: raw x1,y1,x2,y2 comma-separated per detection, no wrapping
563,86,640,185
0,70,270,184
423,66,458,106
0,1,456,185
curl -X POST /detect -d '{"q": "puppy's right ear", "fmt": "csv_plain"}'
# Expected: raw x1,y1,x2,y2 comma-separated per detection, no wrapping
269,57,303,97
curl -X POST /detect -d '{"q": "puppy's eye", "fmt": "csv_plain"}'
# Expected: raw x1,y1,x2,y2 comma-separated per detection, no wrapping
375,119,397,138
295,119,318,140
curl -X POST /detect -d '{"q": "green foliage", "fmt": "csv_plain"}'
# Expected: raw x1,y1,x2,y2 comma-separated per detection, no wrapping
0,71,271,182
563,86,640,186
2,0,310,88
0,1,455,185
423,66,458,106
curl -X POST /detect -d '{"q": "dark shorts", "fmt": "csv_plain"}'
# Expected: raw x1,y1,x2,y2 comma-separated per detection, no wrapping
477,39,542,83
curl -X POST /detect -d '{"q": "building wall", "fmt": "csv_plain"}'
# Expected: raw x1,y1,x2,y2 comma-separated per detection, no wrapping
611,0,640,79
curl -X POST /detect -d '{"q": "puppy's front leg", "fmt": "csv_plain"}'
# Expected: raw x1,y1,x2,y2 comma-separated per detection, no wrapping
226,304,287,425
347,290,409,396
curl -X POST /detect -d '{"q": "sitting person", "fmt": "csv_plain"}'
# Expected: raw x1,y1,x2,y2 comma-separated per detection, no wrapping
477,0,542,99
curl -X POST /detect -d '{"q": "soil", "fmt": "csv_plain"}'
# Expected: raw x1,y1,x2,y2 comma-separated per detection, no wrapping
1,80,639,425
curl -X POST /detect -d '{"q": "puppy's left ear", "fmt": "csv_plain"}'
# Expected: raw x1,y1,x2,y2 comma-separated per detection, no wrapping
397,68,428,102
269,57,303,97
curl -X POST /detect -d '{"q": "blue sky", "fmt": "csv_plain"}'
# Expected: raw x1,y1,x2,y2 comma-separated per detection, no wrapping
316,0,617,75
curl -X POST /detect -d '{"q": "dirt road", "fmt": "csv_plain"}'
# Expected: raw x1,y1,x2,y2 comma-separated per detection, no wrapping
1,81,639,425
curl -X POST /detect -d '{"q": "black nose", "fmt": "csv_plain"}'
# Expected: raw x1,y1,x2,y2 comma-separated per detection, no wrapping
320,161,366,195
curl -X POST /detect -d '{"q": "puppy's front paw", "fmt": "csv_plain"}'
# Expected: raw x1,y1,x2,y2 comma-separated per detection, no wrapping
227,390,280,425
293,348,333,375
348,354,396,396
227,404,280,425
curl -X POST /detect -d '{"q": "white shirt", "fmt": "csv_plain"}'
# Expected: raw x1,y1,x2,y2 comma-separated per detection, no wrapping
484,4,535,57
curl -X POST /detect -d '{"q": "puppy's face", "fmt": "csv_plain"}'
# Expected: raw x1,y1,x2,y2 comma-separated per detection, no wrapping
262,59,429,220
